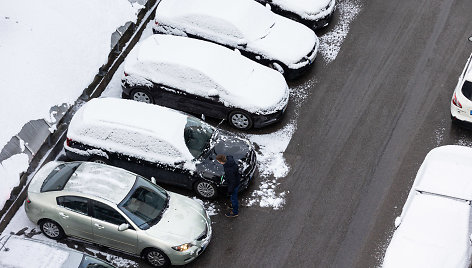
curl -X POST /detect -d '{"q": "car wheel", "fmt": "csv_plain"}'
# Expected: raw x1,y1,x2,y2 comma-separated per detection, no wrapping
269,61,285,75
229,110,253,130
131,88,154,104
90,157,109,165
143,248,170,267
39,219,65,240
194,180,218,199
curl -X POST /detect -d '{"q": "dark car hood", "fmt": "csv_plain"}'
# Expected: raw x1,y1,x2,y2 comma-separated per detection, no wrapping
196,130,253,183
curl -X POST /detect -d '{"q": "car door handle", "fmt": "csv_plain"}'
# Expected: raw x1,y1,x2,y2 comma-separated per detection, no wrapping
94,223,104,229
58,212,69,219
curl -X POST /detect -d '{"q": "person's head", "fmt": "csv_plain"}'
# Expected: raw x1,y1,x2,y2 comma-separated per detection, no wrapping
216,154,227,164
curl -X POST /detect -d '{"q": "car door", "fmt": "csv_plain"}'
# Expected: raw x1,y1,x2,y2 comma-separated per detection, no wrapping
90,201,138,254
55,196,93,241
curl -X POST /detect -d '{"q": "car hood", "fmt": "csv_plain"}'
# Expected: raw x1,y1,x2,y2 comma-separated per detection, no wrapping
146,193,208,245
197,130,254,180
249,14,318,66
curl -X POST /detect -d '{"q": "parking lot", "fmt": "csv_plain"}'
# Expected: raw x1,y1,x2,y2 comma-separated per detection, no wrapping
2,0,472,267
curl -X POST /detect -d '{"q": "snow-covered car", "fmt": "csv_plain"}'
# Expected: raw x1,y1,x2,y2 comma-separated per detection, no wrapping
64,98,257,199
254,0,336,30
122,34,289,130
24,161,212,267
0,235,115,268
382,145,472,268
451,53,472,127
152,0,319,79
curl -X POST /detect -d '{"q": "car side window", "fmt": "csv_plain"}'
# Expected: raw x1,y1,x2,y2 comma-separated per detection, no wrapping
56,196,89,215
92,201,127,226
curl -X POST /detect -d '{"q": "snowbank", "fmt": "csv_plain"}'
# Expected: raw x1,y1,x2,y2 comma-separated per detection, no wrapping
0,153,29,209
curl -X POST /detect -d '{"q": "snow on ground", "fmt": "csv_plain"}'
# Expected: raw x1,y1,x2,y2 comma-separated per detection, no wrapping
0,0,142,208
0,153,29,209
319,0,362,63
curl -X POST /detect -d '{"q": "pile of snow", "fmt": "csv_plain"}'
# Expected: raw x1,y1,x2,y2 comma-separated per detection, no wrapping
67,98,195,166
0,153,29,209
0,236,69,268
124,34,289,114
319,0,361,63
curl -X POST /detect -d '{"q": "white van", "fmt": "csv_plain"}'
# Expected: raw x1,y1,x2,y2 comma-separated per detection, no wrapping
382,145,472,268
451,53,472,126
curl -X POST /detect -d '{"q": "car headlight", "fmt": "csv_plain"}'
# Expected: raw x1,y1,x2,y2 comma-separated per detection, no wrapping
172,243,194,251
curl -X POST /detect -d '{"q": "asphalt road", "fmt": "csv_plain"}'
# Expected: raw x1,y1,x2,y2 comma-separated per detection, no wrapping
185,0,472,267
14,0,472,267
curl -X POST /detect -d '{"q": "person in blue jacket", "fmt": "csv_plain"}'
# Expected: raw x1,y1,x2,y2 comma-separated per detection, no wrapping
216,154,240,218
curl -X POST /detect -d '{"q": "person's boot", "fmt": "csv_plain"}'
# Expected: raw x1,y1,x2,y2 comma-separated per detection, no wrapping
225,211,238,218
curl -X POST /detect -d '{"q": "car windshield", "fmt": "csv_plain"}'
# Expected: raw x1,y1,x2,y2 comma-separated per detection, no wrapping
184,117,215,158
118,176,169,230
40,162,81,192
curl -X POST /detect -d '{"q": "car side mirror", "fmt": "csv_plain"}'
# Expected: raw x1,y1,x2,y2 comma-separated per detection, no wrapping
201,114,206,121
208,89,219,99
118,223,129,231
265,3,271,10
151,177,157,184
174,160,185,167
394,216,401,228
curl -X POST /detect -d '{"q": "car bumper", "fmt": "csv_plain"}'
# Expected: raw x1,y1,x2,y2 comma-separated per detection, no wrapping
451,105,472,129
286,41,319,80
253,106,287,128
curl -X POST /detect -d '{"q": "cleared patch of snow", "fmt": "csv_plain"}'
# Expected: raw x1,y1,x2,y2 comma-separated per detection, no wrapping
0,154,29,209
191,197,219,216
319,0,361,63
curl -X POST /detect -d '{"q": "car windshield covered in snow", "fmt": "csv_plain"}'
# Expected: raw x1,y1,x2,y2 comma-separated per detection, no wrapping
184,117,215,158
118,176,169,230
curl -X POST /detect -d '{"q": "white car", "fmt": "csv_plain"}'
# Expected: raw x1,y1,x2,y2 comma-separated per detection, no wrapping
0,235,115,268
254,0,336,29
451,53,472,126
122,34,289,130
25,161,212,267
152,0,319,79
382,145,472,268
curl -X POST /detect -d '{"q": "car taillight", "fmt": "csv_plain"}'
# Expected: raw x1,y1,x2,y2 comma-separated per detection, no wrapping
26,196,31,204
155,20,159,25
124,72,128,76
66,138,72,146
452,93,462,108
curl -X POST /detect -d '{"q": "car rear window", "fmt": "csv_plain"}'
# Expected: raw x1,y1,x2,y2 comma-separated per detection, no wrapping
461,81,472,100
40,162,81,192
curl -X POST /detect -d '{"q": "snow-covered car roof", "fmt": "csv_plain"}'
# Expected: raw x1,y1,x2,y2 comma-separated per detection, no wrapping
383,193,471,268
67,98,195,164
124,34,288,114
64,162,137,204
270,0,335,20
156,0,274,42
413,145,472,200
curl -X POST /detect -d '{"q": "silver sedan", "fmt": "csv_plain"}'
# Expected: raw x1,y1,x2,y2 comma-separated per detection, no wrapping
25,161,212,267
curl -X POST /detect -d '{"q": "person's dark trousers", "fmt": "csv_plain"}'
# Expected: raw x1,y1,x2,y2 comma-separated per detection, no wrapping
230,185,240,215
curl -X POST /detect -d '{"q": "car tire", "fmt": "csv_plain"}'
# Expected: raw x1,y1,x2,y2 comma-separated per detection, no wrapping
269,61,285,75
90,157,109,165
229,110,253,130
194,180,218,199
143,248,170,267
131,88,154,104
39,219,65,240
